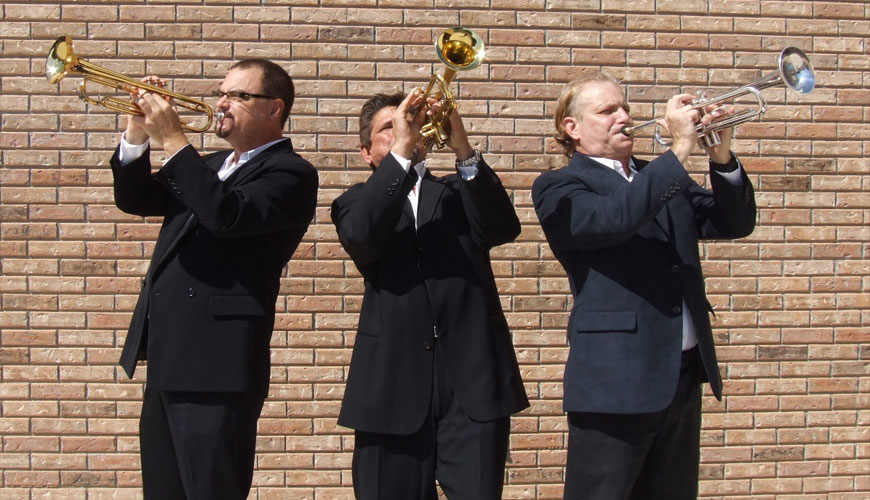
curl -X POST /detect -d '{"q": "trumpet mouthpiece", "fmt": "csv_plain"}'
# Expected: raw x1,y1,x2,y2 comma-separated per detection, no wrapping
621,126,633,136
215,111,225,122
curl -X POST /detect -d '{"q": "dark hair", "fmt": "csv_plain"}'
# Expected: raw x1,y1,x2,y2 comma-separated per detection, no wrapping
358,92,406,149
229,59,295,128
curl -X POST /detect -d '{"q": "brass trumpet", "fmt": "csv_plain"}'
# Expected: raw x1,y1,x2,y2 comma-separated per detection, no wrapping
623,47,815,147
45,36,218,133
419,28,486,151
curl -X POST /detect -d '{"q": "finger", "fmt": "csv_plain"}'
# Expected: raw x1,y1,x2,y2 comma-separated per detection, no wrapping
655,118,671,133
396,88,419,115
140,92,170,117
409,88,425,107
136,93,154,114
146,75,167,88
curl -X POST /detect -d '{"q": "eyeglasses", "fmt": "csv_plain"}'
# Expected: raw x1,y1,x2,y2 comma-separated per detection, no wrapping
211,90,276,102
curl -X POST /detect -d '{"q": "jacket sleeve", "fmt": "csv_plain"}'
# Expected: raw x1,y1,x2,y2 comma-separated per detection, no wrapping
688,158,757,240
330,154,416,269
110,145,172,217
455,158,521,249
152,144,318,237
533,150,694,252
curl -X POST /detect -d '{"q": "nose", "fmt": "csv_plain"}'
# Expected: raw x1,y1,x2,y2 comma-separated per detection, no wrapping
214,92,230,107
215,98,231,115
616,107,631,122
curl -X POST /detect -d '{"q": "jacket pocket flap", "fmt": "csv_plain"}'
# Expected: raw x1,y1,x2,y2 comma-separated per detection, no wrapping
209,295,267,317
573,311,637,333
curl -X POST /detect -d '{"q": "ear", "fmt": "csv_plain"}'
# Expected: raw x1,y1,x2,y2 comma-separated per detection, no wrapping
562,116,583,143
271,99,284,118
359,144,374,166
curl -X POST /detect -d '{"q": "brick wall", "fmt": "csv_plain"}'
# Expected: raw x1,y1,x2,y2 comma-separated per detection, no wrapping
1,1,867,498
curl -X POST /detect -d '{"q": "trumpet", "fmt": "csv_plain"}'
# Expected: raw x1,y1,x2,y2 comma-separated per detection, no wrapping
622,47,815,148
45,36,219,133
419,27,486,151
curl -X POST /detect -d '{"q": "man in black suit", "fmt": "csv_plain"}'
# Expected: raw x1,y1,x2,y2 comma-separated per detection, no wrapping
331,91,528,500
533,73,757,499
111,60,318,500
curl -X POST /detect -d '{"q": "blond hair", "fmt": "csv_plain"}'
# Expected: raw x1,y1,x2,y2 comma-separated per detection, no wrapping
553,72,622,157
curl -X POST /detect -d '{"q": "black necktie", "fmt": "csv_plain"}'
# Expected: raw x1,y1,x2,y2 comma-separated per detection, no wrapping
408,166,419,193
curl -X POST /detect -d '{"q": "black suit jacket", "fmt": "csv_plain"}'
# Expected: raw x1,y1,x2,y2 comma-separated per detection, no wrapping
113,139,318,397
331,154,529,434
533,151,756,414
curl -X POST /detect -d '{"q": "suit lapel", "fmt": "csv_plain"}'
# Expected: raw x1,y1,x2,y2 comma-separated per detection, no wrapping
568,153,629,193
222,138,291,186
633,158,671,237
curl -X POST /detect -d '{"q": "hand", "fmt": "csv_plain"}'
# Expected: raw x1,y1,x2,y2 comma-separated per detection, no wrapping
699,105,735,164
662,93,701,164
445,107,474,162
134,86,189,157
390,89,441,160
124,75,166,145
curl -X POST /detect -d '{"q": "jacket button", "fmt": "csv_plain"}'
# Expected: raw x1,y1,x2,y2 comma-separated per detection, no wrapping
188,288,195,297
673,305,681,314
671,264,680,273
422,340,433,350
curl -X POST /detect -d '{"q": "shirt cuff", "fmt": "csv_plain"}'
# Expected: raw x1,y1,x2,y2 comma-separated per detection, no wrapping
389,151,412,173
457,164,478,181
455,149,481,181
118,133,150,166
712,156,744,185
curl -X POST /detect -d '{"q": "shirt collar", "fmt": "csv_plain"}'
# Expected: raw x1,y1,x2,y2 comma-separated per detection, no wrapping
412,161,426,180
588,155,637,182
223,137,287,170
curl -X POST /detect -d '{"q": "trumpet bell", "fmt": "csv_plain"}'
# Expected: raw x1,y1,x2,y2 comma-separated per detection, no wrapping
779,46,815,94
420,27,486,151
46,36,76,84
436,28,485,72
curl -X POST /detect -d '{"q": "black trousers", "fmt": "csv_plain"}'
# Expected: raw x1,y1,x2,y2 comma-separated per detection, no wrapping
139,387,264,500
564,348,703,500
352,341,511,500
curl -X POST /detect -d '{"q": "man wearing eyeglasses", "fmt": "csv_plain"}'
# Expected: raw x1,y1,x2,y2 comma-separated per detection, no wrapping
110,59,318,500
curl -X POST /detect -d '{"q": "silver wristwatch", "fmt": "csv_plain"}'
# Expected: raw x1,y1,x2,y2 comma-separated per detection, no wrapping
456,149,481,169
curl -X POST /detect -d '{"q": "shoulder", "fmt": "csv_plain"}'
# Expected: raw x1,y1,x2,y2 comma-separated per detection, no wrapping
533,164,575,190
262,143,318,178
332,181,366,207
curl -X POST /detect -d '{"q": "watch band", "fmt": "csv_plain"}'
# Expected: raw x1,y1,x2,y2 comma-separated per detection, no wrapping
456,149,481,168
